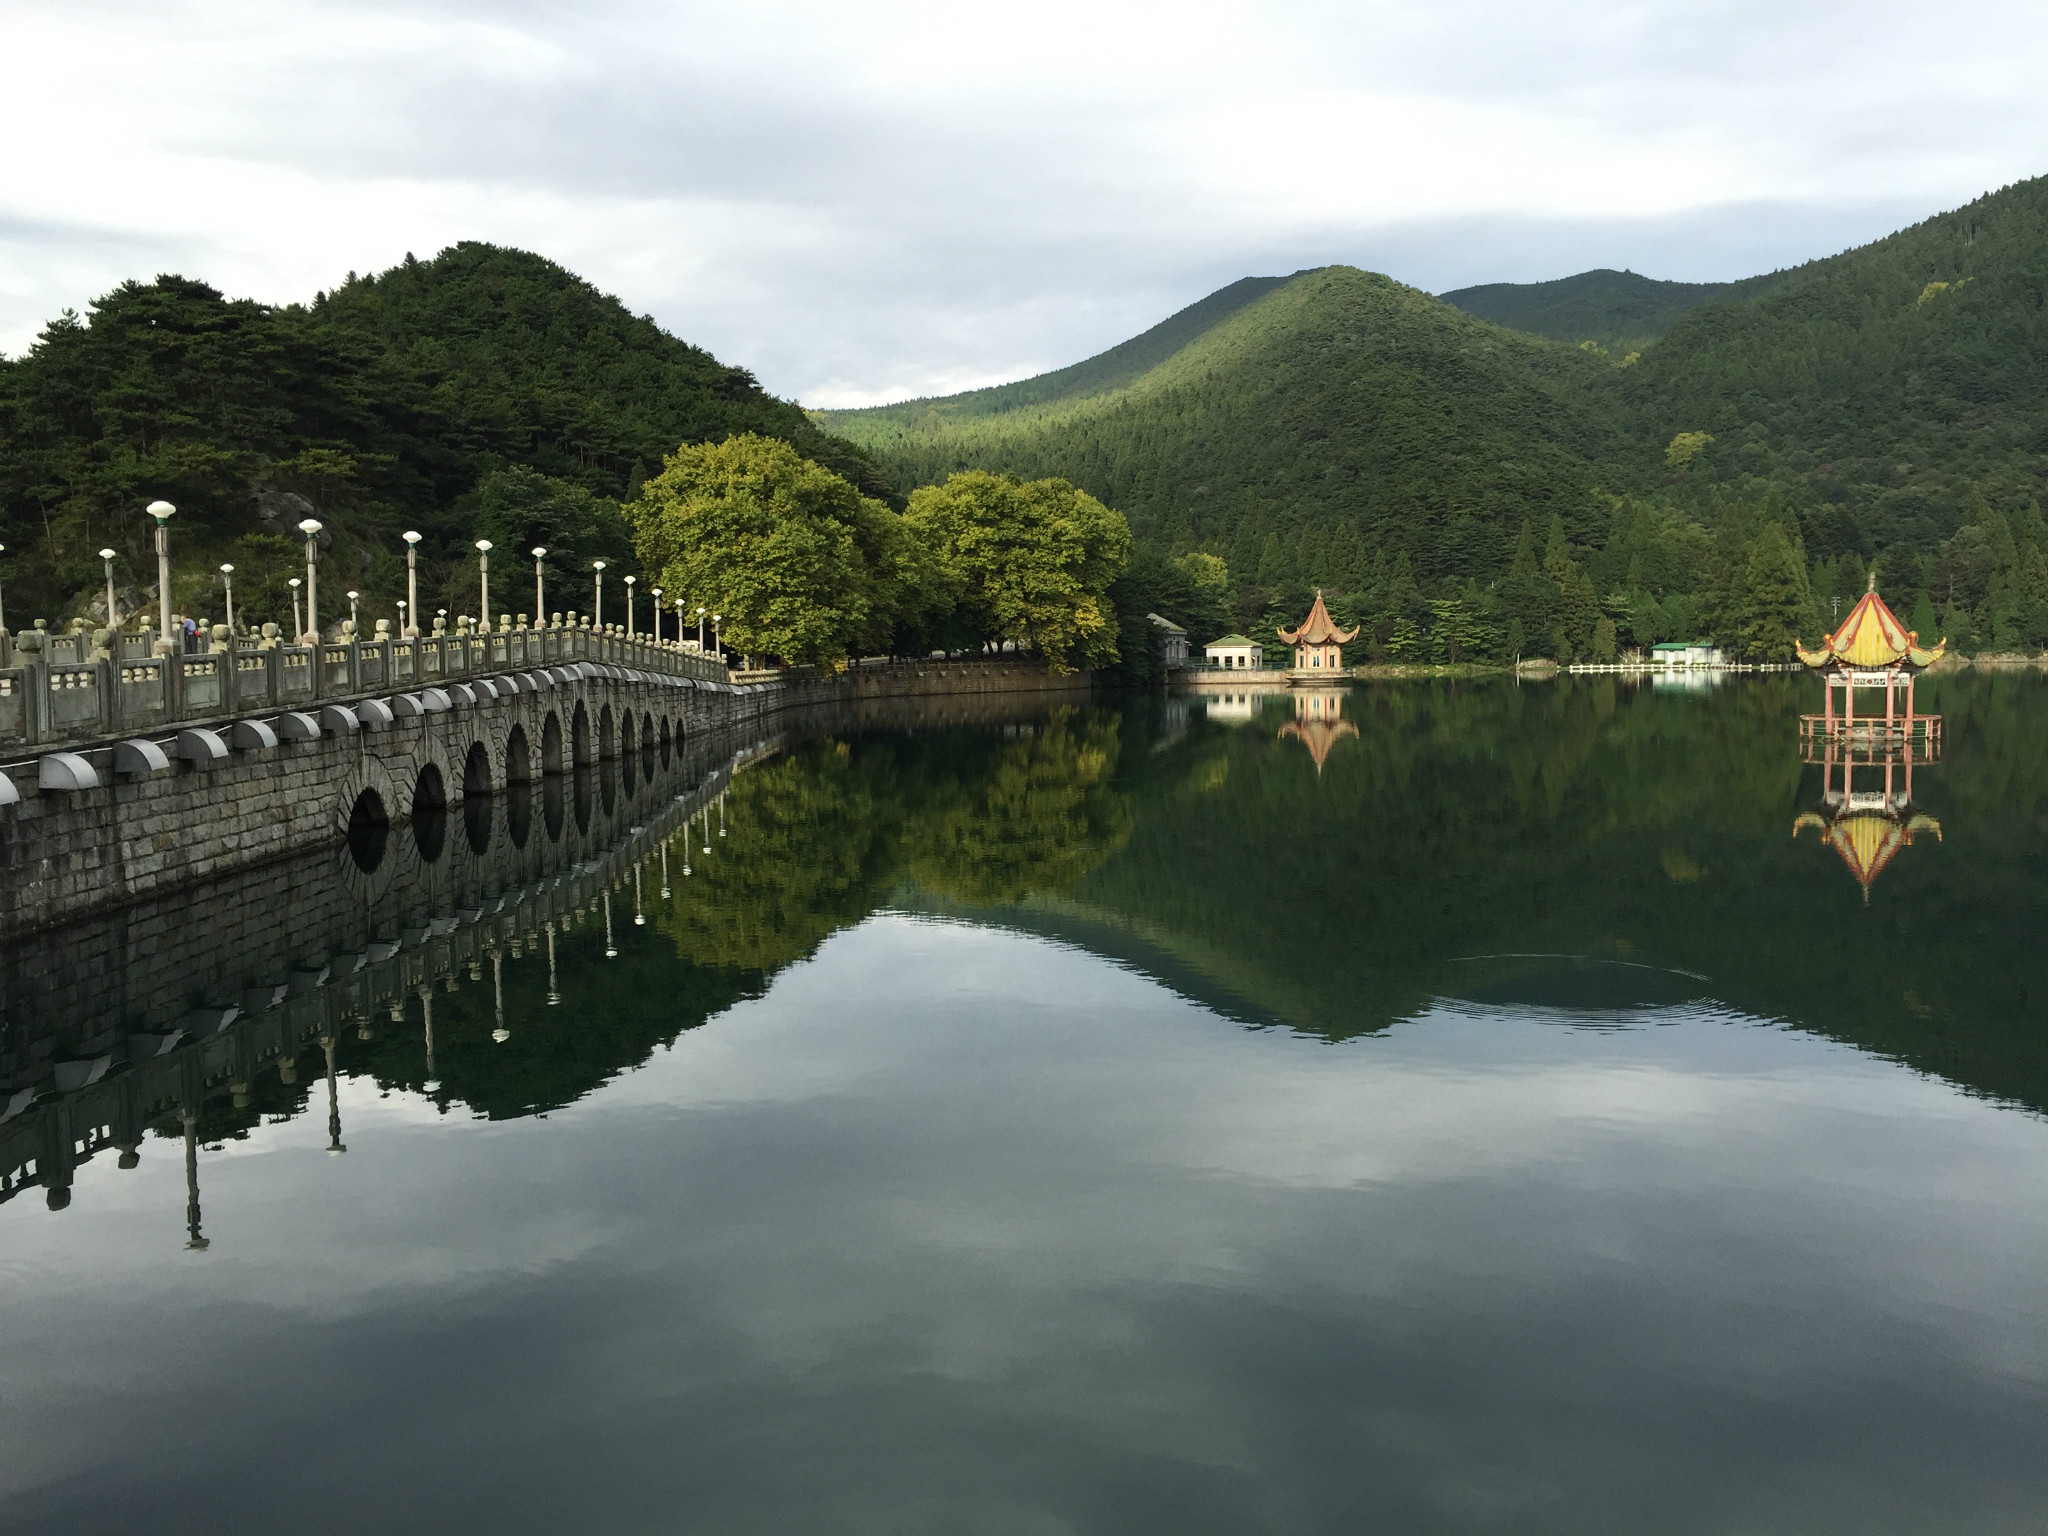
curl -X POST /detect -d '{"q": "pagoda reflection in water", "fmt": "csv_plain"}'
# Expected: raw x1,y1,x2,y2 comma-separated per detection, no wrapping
1793,576,1945,899
1277,687,1357,774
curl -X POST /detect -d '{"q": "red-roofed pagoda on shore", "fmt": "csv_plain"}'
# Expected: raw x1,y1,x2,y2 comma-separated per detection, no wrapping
1278,591,1357,680
1796,573,1945,751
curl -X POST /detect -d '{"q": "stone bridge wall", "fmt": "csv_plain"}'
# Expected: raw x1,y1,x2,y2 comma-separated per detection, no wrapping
0,656,1087,939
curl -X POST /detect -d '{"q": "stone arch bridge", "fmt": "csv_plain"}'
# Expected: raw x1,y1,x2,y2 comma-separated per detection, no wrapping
0,616,1084,939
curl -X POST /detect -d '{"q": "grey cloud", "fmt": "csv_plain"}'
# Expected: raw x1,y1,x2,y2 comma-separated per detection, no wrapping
2,0,2044,401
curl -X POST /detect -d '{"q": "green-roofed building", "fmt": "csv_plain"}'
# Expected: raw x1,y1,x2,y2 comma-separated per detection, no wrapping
1204,634,1265,669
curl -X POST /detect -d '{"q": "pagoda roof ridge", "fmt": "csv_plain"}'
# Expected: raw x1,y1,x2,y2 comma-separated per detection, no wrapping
1796,578,1946,671
1278,590,1359,647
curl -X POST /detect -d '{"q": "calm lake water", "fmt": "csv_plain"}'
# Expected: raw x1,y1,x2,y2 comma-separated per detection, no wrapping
4,674,2047,1534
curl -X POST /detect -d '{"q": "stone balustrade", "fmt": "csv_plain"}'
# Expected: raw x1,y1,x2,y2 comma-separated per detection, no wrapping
0,619,730,753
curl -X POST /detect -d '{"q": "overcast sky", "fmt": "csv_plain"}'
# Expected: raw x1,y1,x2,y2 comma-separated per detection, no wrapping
2,0,2044,407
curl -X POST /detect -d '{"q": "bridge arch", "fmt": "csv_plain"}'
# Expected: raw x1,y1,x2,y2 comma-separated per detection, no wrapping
541,710,563,776
463,740,493,799
571,700,592,766
412,763,447,862
598,703,616,760
347,787,389,874
505,723,532,784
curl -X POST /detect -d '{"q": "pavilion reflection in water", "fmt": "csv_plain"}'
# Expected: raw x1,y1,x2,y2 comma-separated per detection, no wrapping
1793,577,1945,899
1278,687,1357,773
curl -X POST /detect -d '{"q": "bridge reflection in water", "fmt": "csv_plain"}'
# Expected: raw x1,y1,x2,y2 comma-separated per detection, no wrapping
0,689,1086,1238
0,719,760,1238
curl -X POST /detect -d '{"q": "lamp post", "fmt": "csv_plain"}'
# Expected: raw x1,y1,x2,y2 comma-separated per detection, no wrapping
297,517,322,641
651,587,662,644
675,597,685,646
0,541,7,633
592,561,606,629
397,598,408,633
220,564,235,631
147,500,176,640
532,546,547,621
696,604,706,648
99,548,119,632
401,530,422,636
475,540,492,628
712,613,722,659
623,575,636,639
289,577,303,639
347,590,360,630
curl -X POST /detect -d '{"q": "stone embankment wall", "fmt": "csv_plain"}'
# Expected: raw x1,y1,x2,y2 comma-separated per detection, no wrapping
0,657,1084,940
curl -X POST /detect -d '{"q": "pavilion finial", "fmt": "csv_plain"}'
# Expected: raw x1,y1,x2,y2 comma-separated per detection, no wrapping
1867,568,1878,593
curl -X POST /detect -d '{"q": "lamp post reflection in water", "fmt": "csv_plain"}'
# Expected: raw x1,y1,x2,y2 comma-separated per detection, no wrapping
491,948,509,1043
182,1109,207,1251
322,1033,346,1154
603,889,617,957
420,985,438,1092
633,863,645,925
546,920,560,1005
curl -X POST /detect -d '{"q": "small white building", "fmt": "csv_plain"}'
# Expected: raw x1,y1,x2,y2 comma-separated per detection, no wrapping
1148,613,1189,666
1652,640,1726,668
1203,634,1265,669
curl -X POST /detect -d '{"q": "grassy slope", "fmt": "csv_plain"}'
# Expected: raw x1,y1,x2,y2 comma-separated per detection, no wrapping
824,266,1634,575
1441,267,1784,349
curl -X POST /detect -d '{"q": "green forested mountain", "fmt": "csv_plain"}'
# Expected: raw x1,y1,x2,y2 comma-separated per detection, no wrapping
1440,268,1783,350
1608,183,2048,554
827,176,2048,662
847,274,1299,426
822,266,1632,582
0,243,883,627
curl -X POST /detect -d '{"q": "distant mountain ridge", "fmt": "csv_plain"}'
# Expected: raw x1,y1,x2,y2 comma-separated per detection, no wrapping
823,175,2048,639
821,265,1631,583
1440,267,1787,349
840,273,1302,428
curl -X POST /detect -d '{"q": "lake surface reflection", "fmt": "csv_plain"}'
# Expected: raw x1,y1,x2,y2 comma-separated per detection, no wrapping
4,676,2047,1534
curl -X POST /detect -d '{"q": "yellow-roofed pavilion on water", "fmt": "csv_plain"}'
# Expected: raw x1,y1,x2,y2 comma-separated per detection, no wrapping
1796,573,1944,752
1278,590,1358,681
1792,574,1945,899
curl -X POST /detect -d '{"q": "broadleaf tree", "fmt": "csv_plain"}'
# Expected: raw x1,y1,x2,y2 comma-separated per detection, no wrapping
630,433,912,666
903,472,1131,672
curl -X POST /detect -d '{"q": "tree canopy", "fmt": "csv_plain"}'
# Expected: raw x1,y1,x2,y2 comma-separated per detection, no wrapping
629,433,902,664
902,471,1130,672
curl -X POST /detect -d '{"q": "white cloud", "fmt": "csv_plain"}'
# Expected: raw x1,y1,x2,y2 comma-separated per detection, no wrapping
1,0,2044,404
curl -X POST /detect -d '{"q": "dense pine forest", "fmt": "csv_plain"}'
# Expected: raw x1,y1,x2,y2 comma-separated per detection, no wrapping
827,176,2048,664
0,243,885,629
